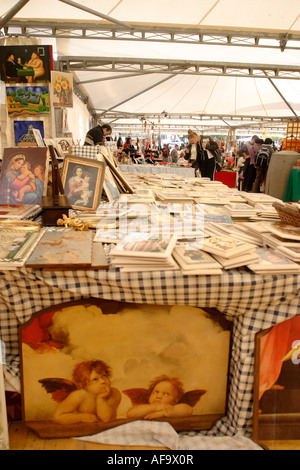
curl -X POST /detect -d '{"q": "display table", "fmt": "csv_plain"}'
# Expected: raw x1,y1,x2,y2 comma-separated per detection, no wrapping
283,168,300,202
1,260,299,439
214,171,237,188
119,164,195,177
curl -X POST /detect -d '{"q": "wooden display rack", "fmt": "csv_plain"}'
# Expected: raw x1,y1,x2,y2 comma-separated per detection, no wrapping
42,145,71,226
283,121,300,153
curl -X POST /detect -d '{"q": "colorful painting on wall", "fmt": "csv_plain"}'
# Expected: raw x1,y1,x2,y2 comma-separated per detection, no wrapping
253,315,300,442
0,147,48,205
0,45,53,83
6,85,50,118
19,299,232,438
14,120,45,146
51,71,73,108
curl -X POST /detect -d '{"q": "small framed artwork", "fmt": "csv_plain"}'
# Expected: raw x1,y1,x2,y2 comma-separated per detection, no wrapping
61,155,105,210
0,147,49,205
253,315,300,443
99,151,134,194
32,128,45,147
51,71,73,108
103,166,121,202
19,299,232,439
14,120,44,147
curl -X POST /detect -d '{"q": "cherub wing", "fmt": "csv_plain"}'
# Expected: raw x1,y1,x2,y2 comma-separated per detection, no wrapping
39,378,77,403
180,389,207,407
122,388,149,405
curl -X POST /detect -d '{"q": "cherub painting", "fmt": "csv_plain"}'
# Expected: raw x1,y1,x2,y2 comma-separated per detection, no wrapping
20,299,231,438
39,360,121,424
124,375,206,420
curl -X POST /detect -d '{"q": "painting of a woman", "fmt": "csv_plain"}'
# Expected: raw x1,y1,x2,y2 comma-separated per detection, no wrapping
0,148,48,205
67,166,85,204
23,51,45,83
0,153,26,204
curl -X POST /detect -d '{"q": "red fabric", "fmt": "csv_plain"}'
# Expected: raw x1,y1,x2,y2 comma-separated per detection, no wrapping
259,316,300,399
214,171,236,188
22,311,57,343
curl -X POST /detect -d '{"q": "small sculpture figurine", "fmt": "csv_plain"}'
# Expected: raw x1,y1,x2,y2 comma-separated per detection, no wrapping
57,213,89,231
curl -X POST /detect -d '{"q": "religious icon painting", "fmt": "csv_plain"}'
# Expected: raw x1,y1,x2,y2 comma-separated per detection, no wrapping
0,147,49,205
61,155,105,211
19,298,232,438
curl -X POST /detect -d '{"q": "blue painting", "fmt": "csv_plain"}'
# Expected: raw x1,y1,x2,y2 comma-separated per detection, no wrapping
14,120,45,146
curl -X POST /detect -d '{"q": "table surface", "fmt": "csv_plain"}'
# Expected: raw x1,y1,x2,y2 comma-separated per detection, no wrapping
1,253,299,439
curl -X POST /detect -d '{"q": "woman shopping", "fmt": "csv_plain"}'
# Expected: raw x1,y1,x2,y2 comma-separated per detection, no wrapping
185,130,219,180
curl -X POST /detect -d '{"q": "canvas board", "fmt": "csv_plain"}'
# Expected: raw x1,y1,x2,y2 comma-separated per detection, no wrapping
0,147,49,205
19,299,232,438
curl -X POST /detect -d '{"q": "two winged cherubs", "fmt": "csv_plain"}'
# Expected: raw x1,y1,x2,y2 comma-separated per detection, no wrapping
40,361,206,424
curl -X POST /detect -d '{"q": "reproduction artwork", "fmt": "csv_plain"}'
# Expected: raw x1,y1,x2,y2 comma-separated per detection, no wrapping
61,156,105,210
0,45,53,83
0,147,48,205
51,71,73,108
253,315,300,442
19,299,232,438
14,120,44,146
6,85,50,118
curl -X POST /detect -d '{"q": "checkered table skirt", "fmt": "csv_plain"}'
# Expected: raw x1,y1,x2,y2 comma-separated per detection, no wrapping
1,260,299,439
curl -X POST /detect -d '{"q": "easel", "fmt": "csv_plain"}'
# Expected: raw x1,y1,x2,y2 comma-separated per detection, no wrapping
42,145,71,226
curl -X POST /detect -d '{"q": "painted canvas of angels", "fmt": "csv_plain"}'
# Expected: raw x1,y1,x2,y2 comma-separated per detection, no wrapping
20,299,231,438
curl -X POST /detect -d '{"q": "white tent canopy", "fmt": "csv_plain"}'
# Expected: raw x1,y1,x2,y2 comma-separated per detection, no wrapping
1,0,300,136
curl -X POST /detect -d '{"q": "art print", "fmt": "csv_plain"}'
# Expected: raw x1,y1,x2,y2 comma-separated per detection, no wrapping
61,156,105,210
253,316,300,442
51,71,73,108
0,147,48,205
0,45,53,83
19,299,231,438
6,85,50,117
14,120,44,146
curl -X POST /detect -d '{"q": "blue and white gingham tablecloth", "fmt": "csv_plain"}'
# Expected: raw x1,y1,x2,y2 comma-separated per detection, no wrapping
0,260,299,445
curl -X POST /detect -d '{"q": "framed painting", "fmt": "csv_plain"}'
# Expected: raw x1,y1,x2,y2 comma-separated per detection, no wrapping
103,166,121,202
0,45,53,84
14,120,44,147
19,299,232,439
51,71,73,108
253,315,300,443
61,155,105,211
0,147,49,205
6,85,50,118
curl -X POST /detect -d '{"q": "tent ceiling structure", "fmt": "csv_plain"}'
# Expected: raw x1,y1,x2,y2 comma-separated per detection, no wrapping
1,0,300,136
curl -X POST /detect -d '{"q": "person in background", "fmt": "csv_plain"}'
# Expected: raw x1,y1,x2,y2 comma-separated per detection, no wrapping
252,137,274,193
162,144,170,162
202,136,219,180
243,136,262,192
84,123,112,146
184,130,204,176
171,144,179,164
